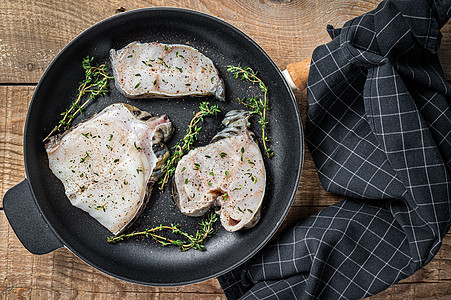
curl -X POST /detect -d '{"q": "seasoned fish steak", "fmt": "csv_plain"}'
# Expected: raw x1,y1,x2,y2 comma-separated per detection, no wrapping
45,103,173,235
110,42,225,101
173,110,266,232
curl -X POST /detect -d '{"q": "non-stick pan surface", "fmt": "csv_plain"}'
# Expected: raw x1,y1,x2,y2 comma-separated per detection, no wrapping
17,8,303,285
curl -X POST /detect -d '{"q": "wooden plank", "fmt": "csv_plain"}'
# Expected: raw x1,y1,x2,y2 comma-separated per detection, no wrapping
371,282,451,299
1,211,451,299
2,0,451,83
0,0,364,84
0,86,31,208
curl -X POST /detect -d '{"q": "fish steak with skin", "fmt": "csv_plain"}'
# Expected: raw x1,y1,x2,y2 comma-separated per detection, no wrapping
110,42,225,101
172,110,266,232
45,103,173,235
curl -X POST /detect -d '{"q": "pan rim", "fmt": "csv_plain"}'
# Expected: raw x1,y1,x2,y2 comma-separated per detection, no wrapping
23,6,305,286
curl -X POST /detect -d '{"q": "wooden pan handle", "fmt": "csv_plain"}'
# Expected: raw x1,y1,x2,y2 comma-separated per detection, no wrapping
282,57,311,91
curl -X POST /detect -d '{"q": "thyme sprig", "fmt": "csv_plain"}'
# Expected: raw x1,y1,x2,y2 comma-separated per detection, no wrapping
107,213,218,251
226,65,273,158
158,102,221,190
43,56,112,142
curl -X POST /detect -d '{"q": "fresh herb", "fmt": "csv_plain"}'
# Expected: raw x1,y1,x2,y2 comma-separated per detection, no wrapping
225,170,230,177
136,168,143,174
179,54,185,59
211,77,214,83
134,82,141,89
134,141,142,150
181,167,186,172
222,193,228,201
153,79,157,85
135,73,141,76
247,209,254,213
240,147,244,162
164,45,168,51
245,170,257,183
219,152,227,158
43,56,112,142
193,163,200,170
80,152,90,163
175,66,183,73
127,55,133,58
237,206,243,213
158,102,221,190
109,134,113,141
205,155,211,158
108,213,218,251
158,57,169,68
185,83,191,86
227,64,273,158
81,132,89,138
142,60,152,67
207,181,212,186
114,159,119,163
209,171,214,176
95,203,106,212
185,178,189,184
247,159,255,165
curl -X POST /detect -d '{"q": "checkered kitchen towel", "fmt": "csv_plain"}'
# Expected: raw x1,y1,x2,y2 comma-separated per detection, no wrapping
219,0,451,298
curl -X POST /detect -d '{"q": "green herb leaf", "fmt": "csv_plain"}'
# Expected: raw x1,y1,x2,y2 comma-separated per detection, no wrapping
158,102,221,190
227,64,273,158
107,213,218,252
43,56,112,142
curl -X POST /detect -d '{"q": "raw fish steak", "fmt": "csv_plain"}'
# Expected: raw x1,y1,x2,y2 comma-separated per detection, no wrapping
45,103,173,235
172,110,266,231
110,42,225,101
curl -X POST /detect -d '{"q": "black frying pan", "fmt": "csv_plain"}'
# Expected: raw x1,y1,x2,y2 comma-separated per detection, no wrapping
3,7,303,286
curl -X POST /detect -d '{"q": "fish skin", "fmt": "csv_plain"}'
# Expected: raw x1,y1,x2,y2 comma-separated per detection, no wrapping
46,103,173,235
172,110,266,232
110,42,225,101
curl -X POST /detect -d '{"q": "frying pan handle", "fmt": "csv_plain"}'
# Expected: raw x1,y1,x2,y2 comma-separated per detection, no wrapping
3,179,63,255
282,56,311,91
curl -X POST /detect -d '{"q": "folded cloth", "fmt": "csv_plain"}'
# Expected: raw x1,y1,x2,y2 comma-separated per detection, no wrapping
218,0,451,298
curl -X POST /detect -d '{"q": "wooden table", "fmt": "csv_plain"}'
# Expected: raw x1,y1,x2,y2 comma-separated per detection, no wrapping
1,1,451,298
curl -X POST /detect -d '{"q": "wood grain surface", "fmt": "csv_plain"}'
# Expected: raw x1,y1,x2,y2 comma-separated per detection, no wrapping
1,0,450,299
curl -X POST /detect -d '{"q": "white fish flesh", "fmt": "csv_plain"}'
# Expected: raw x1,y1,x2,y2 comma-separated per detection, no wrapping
172,111,266,232
110,42,225,101
45,103,173,235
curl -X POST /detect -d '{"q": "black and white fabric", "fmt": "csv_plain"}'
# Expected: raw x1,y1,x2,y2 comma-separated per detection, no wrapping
218,0,451,298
